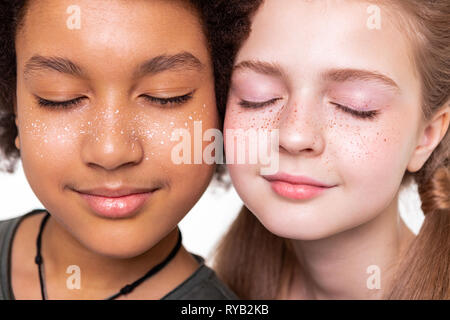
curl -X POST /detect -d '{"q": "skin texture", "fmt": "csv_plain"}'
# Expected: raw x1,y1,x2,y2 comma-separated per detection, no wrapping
225,0,449,299
12,0,218,299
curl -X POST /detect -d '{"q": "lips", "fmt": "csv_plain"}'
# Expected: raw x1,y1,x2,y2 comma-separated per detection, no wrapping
262,173,335,200
75,187,156,219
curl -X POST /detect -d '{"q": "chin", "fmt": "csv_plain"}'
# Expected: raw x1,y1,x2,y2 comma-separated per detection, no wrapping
254,209,346,241
79,231,161,260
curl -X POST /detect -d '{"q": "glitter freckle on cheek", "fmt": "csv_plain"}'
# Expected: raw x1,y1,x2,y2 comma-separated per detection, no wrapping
144,129,154,138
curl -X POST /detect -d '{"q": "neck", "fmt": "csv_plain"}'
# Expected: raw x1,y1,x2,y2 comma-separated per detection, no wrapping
41,215,184,299
288,194,415,299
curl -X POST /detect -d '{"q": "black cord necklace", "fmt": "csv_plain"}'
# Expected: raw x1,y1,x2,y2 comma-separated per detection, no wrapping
35,211,182,300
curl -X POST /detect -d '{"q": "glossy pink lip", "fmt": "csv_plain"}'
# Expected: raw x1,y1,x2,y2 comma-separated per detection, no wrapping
262,173,336,200
75,187,156,219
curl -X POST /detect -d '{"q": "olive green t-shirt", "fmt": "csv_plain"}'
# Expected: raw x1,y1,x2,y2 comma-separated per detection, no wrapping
0,209,237,300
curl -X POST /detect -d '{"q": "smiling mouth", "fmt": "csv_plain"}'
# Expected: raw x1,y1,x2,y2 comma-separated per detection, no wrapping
267,181,333,200
73,186,160,219
262,173,336,200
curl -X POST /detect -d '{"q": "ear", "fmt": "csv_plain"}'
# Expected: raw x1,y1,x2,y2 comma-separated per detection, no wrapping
13,94,17,116
14,116,20,150
407,105,450,172
14,98,20,149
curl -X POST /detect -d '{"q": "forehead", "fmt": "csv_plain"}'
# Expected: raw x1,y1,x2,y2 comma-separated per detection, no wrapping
16,0,209,70
236,0,418,90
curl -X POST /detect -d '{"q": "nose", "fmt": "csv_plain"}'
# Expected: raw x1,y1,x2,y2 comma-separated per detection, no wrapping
81,105,144,171
278,97,325,157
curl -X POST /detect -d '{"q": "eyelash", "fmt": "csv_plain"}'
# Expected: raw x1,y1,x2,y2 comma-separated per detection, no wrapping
141,92,194,106
330,102,379,120
36,96,85,109
238,97,282,108
238,98,379,120
35,92,194,109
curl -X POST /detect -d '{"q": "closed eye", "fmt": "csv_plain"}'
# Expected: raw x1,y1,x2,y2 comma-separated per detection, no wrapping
35,92,195,110
238,97,282,109
141,91,194,107
36,96,86,109
331,102,379,120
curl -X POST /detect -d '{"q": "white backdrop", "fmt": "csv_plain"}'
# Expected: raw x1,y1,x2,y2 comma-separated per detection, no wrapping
0,161,424,265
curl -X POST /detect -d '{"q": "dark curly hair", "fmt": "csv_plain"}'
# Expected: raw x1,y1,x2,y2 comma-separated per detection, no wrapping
0,0,263,173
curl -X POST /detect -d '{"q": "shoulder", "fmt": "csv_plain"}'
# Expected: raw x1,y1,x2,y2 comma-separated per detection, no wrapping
0,209,46,243
162,254,238,300
0,214,25,256
0,209,46,300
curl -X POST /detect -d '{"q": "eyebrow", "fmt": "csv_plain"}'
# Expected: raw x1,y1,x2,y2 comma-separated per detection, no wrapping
233,60,400,93
233,60,285,78
23,52,204,78
24,55,83,77
135,52,204,77
322,68,400,92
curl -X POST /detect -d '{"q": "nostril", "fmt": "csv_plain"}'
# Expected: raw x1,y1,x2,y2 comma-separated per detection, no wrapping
87,159,139,172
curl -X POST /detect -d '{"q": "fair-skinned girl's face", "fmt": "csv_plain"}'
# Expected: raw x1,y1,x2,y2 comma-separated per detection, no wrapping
14,0,218,257
225,0,431,240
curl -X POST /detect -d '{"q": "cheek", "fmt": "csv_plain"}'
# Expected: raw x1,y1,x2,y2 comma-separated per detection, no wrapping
225,100,283,131
226,163,258,212
224,103,282,167
146,108,219,217
138,100,218,189
17,112,84,211
137,101,218,166
19,114,79,174
330,115,414,198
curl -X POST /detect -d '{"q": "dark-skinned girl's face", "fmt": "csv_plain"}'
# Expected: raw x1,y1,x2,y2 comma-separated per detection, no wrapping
14,0,218,258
